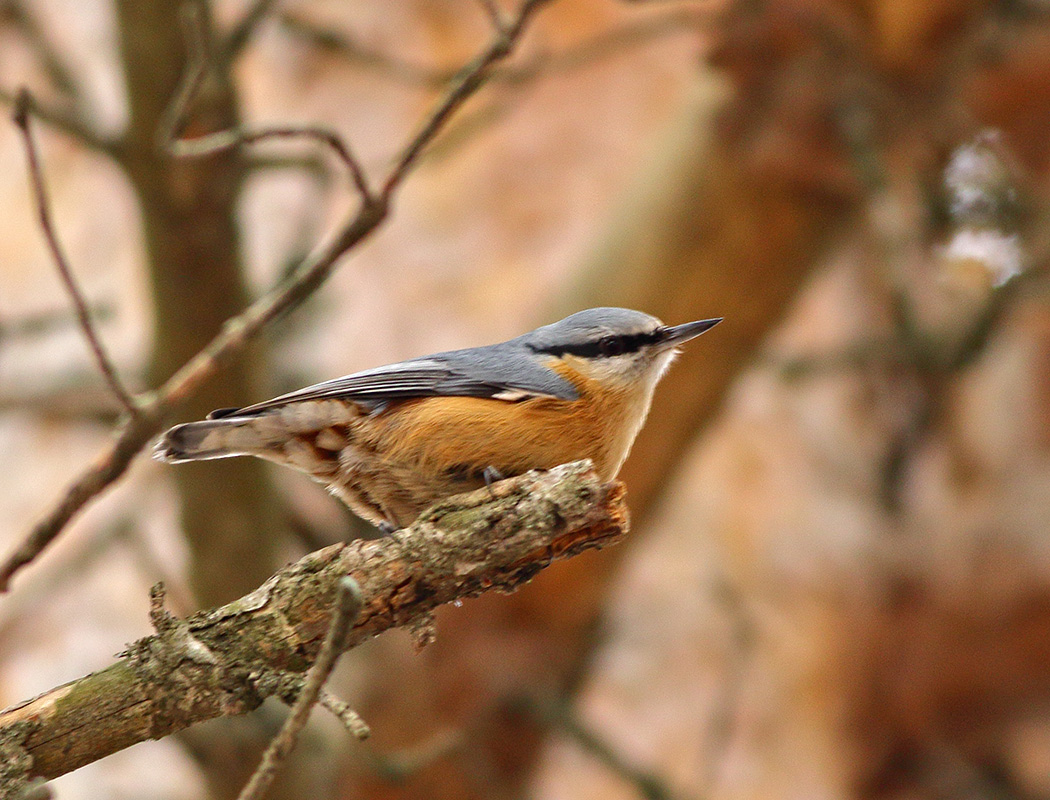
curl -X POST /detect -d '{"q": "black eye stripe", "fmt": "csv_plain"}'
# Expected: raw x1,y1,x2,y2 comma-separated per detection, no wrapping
531,330,663,358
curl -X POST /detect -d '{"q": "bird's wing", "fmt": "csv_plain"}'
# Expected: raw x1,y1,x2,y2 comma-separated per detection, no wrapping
211,353,576,419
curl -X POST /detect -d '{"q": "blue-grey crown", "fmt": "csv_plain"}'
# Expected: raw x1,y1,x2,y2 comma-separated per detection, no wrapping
521,308,664,355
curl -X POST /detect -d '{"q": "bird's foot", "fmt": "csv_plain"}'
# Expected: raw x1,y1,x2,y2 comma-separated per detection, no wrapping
482,466,504,487
482,466,505,498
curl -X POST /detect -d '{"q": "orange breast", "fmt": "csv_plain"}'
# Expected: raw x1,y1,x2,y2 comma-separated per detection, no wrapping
358,361,641,481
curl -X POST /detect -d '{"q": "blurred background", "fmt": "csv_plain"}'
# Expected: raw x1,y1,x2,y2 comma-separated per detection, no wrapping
1,0,1050,798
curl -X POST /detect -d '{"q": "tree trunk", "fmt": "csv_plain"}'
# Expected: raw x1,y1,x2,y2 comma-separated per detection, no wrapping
114,0,279,609
114,3,302,797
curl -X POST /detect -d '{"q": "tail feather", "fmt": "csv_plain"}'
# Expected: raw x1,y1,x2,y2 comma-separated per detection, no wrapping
153,417,266,463
155,399,357,464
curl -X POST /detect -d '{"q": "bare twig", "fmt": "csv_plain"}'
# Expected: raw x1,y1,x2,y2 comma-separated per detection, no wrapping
225,0,281,58
477,0,509,34
238,577,364,800
276,14,452,88
155,2,211,149
523,696,684,800
0,0,553,592
0,302,114,343
382,0,552,199
243,151,329,177
171,125,372,202
319,690,371,739
0,86,121,158
12,89,138,415
279,7,709,90
282,6,708,171
0,462,627,780
0,385,122,425
167,0,375,208
1,0,80,98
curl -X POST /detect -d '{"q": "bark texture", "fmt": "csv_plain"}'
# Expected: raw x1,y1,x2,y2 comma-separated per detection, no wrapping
0,462,626,788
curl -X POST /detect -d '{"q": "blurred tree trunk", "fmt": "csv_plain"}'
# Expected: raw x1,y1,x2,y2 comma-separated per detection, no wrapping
553,77,848,519
114,3,321,799
114,0,278,610
537,4,1050,800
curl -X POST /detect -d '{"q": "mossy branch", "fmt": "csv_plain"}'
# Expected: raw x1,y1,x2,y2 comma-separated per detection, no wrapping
0,462,627,791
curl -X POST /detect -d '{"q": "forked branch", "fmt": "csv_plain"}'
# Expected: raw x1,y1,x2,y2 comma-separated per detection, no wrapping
11,90,138,415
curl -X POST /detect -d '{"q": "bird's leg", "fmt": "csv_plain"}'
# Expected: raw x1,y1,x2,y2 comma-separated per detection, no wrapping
482,466,505,487
481,466,505,499
377,521,398,535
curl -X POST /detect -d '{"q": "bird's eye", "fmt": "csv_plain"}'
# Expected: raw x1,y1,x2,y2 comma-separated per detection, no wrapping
598,336,625,357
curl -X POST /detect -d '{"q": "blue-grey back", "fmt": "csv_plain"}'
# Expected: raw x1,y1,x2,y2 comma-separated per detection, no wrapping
211,308,662,417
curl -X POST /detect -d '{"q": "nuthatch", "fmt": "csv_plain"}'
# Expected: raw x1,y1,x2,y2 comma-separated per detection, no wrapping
155,308,720,530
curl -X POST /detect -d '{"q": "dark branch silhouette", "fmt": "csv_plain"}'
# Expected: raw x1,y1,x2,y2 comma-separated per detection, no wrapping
11,90,138,415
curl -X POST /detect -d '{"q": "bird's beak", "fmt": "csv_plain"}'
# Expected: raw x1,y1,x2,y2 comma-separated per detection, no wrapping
658,317,722,347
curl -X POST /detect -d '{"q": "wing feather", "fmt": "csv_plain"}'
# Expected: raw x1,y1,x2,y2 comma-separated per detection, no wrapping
220,354,572,418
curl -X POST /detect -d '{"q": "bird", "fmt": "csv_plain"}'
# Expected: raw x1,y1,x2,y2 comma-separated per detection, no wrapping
155,307,720,531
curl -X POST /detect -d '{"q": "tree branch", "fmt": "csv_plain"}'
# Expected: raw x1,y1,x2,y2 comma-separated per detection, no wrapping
0,0,80,98
12,90,139,415
0,462,627,785
522,696,683,800
381,0,552,199
278,7,709,90
237,576,363,800
154,1,211,150
0,0,554,592
171,125,372,202
224,0,280,60
476,0,509,35
0,86,121,159
0,302,114,343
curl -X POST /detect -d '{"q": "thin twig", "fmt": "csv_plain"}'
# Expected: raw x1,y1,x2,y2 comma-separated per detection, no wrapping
237,577,364,800
382,0,553,199
0,302,115,342
0,86,121,158
476,0,509,33
319,690,371,739
171,125,372,202
278,7,709,90
0,378,125,425
523,696,684,800
12,89,138,415
289,5,705,176
502,7,709,84
155,2,211,149
243,151,329,177
225,0,281,58
277,14,452,88
2,0,80,98
0,0,553,591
